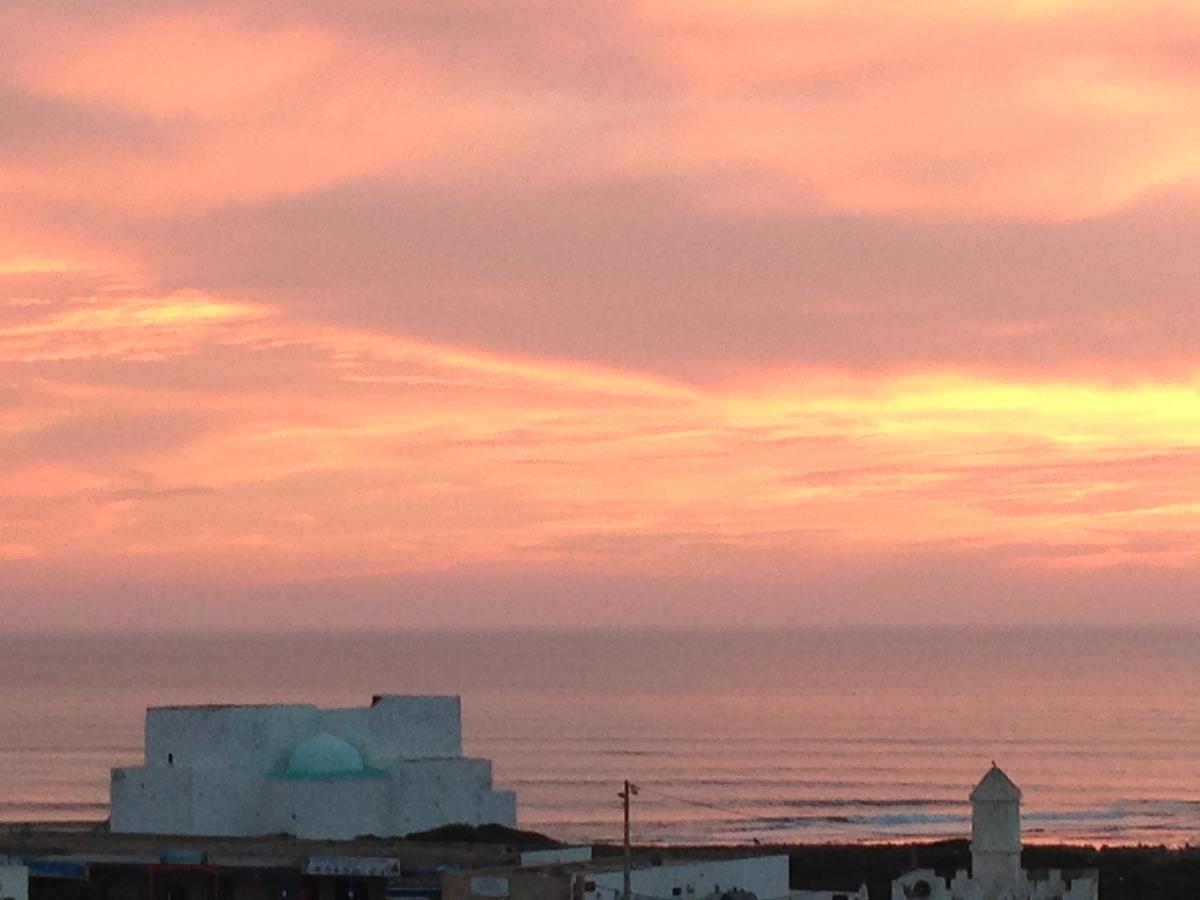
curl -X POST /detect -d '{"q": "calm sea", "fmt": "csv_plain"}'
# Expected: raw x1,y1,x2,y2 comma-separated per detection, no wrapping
1,628,1198,847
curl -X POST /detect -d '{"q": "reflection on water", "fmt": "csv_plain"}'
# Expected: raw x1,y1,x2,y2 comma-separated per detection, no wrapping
1,628,1198,845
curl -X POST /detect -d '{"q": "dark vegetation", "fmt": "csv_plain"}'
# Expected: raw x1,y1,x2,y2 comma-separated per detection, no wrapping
782,842,1200,900
405,823,562,846
596,841,1200,900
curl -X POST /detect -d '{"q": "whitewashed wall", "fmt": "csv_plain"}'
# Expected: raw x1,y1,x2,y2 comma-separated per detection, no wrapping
111,695,514,839
790,889,867,900
0,865,28,900
588,857,790,900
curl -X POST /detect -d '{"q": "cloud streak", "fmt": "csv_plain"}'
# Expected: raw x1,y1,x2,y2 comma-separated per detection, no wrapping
1,1,1198,627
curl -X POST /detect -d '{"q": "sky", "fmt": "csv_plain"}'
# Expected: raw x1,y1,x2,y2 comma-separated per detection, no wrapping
3,0,1200,630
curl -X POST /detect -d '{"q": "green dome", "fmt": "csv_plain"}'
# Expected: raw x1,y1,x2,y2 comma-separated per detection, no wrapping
286,732,366,777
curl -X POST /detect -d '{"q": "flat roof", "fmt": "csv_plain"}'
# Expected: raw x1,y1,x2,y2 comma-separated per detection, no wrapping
0,825,532,871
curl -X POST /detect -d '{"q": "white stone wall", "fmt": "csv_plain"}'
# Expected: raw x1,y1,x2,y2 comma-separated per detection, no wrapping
190,764,265,836
366,695,464,759
0,865,28,900
140,697,463,770
520,847,593,867
1027,872,1098,900
388,757,499,826
110,763,194,834
790,890,868,900
271,777,390,840
971,799,1021,894
892,869,1099,900
481,789,518,826
892,870,954,900
588,857,790,900
111,695,513,838
145,705,314,770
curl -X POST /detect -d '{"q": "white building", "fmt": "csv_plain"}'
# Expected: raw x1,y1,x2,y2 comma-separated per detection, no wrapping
447,854,792,900
891,766,1098,900
585,857,791,900
110,695,516,839
969,766,1024,896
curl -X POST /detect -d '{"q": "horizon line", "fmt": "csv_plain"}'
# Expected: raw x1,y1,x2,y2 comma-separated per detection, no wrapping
2,622,1198,639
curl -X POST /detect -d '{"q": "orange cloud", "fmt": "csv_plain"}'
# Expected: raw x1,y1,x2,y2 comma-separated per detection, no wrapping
2,1,1198,218
0,293,272,362
1,8,337,119
2,2,1199,626
632,0,1200,219
0,7,532,210
4,287,1198,612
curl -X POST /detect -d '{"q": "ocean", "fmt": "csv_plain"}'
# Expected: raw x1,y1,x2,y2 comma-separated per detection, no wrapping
1,628,1198,847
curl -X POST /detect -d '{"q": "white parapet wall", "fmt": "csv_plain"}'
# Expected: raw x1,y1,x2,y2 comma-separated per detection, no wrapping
892,869,1098,900
111,695,516,839
587,856,791,900
520,847,594,867
0,865,28,900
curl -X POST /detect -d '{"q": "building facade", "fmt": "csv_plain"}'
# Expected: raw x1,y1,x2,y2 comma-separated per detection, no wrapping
110,695,516,839
442,854,792,900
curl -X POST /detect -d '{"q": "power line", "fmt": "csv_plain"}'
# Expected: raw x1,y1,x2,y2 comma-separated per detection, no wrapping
636,784,771,824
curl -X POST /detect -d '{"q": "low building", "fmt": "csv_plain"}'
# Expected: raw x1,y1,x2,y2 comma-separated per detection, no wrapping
0,826,535,900
891,766,1098,900
789,889,868,900
443,853,792,900
0,831,794,900
111,696,516,839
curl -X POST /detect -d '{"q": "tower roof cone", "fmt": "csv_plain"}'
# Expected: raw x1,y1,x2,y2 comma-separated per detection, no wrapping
970,763,1022,802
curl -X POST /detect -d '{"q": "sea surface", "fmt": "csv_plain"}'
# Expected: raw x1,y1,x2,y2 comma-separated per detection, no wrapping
1,628,1198,847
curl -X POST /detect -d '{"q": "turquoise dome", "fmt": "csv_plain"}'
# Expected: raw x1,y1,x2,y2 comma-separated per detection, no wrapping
286,732,366,777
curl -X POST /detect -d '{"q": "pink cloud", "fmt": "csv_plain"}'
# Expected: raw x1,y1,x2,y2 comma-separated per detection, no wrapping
2,1,1199,627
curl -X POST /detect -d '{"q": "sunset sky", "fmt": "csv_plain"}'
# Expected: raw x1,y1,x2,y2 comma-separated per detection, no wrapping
3,0,1199,630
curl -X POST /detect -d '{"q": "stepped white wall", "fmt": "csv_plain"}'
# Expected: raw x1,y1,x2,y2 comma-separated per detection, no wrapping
111,695,516,839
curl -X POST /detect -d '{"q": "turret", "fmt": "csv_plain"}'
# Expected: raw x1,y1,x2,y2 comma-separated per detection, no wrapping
970,764,1022,897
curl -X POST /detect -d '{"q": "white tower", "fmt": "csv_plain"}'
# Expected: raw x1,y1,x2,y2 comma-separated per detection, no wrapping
970,764,1022,898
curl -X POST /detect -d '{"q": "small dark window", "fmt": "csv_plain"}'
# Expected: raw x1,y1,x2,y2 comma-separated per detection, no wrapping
585,883,596,892
167,753,174,765
672,890,681,896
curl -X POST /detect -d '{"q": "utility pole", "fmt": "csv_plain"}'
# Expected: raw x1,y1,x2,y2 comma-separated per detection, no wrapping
619,780,639,900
